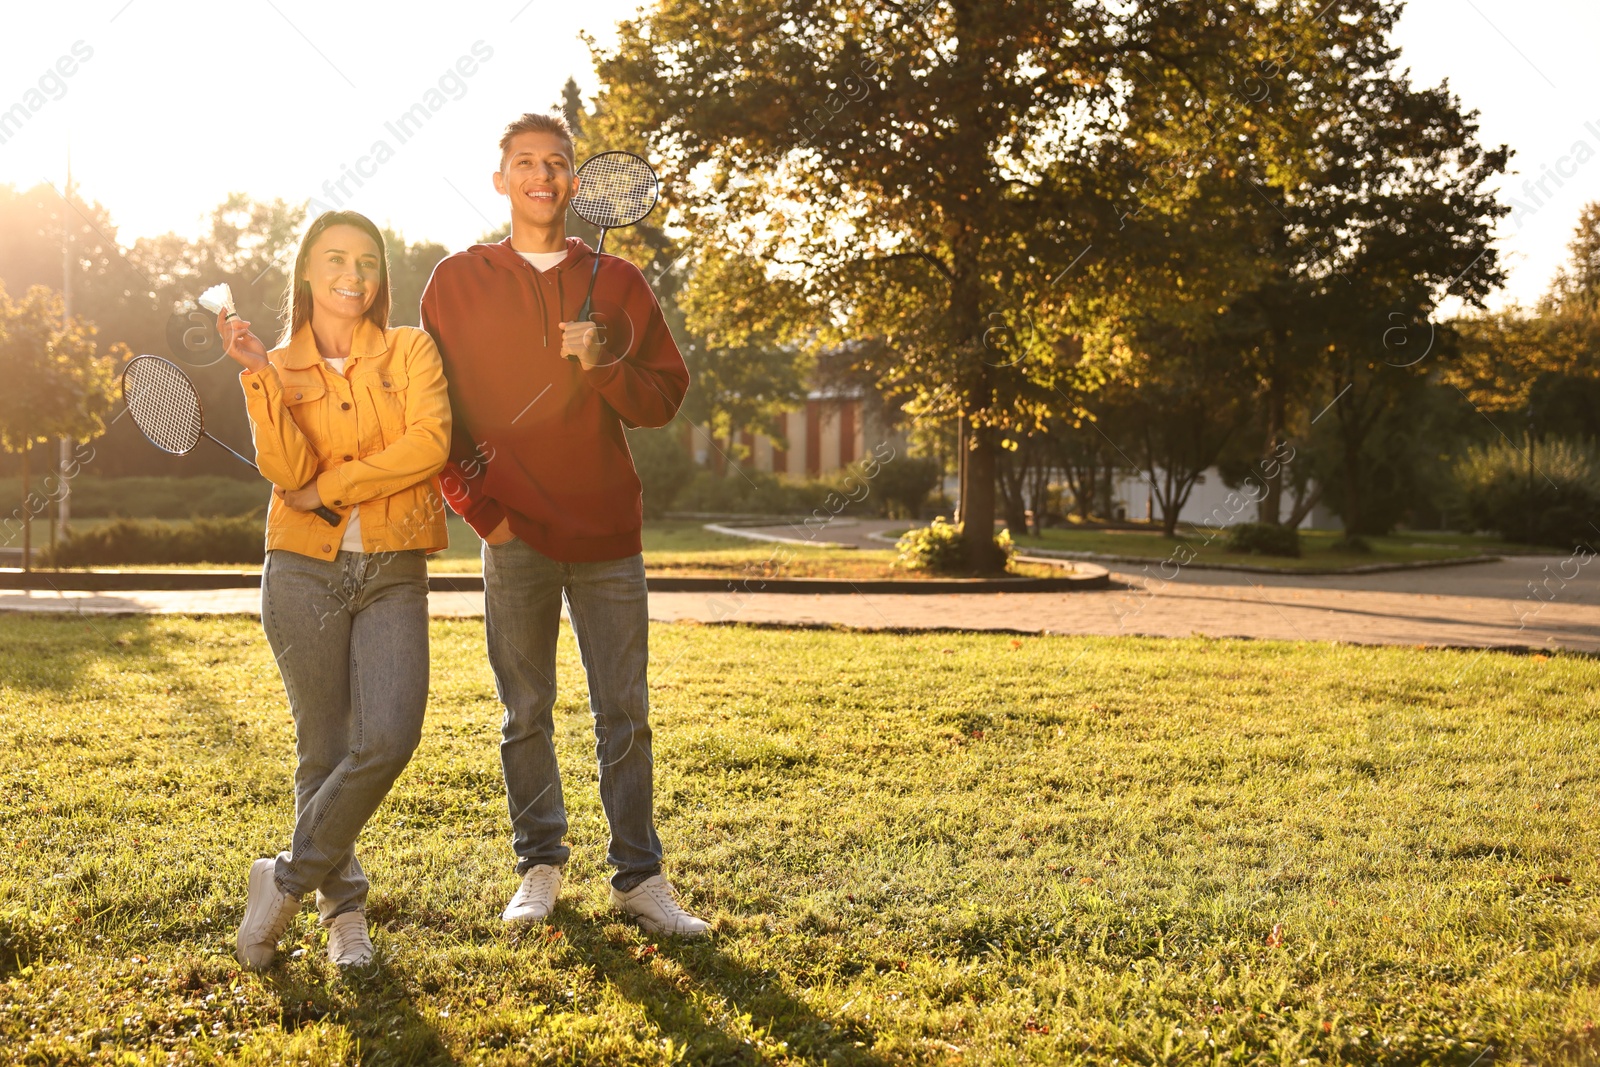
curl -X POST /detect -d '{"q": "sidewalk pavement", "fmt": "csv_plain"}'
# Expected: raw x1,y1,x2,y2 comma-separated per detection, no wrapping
2,555,1592,652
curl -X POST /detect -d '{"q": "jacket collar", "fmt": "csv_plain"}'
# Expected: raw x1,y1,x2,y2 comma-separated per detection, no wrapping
279,317,389,370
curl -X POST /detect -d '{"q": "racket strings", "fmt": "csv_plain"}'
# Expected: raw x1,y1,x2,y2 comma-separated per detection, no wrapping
572,152,659,229
123,358,205,454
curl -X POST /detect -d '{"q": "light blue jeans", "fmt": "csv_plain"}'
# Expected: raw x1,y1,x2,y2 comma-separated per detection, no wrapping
482,538,662,891
259,548,430,918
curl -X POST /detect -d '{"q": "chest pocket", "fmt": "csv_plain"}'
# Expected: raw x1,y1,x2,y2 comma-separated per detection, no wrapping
283,382,328,445
361,370,409,446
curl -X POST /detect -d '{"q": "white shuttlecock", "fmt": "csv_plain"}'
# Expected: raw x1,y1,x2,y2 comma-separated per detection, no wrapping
197,283,239,320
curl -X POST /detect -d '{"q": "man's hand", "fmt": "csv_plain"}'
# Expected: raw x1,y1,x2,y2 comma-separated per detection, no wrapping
484,517,516,545
558,319,606,367
276,484,325,512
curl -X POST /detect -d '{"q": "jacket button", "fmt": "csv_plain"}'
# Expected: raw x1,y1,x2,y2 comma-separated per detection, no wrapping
294,392,303,400
251,382,261,390
333,500,343,506
322,544,332,552
382,380,391,387
341,402,351,410
343,454,353,462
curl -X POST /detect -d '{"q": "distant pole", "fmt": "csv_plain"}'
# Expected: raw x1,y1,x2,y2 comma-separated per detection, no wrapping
57,149,73,568
1526,401,1535,545
954,412,967,525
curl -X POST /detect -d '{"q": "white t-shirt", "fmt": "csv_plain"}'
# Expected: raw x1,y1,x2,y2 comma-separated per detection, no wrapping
518,249,569,271
323,355,365,553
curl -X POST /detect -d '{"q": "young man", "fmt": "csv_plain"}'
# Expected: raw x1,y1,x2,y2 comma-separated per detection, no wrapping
421,112,704,937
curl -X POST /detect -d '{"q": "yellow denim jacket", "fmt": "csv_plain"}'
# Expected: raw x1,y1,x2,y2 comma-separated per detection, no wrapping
239,320,451,560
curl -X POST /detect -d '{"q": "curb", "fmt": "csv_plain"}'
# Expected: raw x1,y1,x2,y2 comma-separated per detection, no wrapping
863,531,1507,575
0,559,1111,595
1012,548,1505,575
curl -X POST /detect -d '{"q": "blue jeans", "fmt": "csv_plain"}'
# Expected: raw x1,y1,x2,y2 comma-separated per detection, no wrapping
260,549,430,918
482,538,661,891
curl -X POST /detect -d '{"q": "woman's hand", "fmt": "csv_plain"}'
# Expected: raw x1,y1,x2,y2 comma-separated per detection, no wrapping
275,484,326,513
217,309,270,374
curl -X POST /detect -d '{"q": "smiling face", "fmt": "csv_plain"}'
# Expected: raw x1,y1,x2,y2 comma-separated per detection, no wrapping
301,224,382,325
494,130,577,231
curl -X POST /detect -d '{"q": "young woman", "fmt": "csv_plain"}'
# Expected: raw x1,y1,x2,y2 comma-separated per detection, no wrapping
217,210,451,969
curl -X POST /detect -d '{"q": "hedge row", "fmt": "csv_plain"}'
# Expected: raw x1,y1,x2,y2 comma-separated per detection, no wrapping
52,516,265,567
0,475,268,521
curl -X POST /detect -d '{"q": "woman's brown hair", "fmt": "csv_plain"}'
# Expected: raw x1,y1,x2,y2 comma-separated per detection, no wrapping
278,210,392,347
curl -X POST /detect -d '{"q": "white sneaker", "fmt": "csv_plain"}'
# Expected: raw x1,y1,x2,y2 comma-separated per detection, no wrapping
325,911,374,968
503,864,563,923
236,858,301,970
611,875,710,938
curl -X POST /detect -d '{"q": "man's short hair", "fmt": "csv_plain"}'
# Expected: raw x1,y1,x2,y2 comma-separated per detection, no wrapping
499,112,575,167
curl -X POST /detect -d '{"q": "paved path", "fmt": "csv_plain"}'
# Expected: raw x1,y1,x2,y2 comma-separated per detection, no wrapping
3,555,1592,651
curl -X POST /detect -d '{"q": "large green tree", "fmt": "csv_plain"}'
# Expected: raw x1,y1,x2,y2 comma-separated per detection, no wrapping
590,0,1428,570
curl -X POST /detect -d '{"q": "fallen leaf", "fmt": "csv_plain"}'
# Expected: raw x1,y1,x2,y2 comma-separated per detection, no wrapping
1538,873,1573,886
1009,639,1023,649
1266,923,1283,947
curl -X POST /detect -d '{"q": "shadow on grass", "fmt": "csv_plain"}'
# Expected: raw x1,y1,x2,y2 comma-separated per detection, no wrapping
550,913,891,1066
265,959,455,1066
0,613,160,694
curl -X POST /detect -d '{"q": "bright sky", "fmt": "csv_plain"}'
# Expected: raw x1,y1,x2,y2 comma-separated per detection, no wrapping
0,0,1595,308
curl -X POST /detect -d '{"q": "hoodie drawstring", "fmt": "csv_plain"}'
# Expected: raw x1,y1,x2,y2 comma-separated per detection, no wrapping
530,264,549,348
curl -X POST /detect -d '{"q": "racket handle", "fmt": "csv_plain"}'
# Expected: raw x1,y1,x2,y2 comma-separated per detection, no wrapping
568,233,606,363
314,506,341,526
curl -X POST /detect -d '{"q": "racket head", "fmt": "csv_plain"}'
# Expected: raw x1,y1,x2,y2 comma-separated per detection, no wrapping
121,355,205,456
571,151,659,230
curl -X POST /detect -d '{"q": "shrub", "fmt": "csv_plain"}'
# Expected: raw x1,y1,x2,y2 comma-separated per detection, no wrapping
668,453,941,520
673,469,816,516
1454,437,1600,549
1224,522,1302,558
625,426,697,519
895,518,1014,574
871,455,942,519
52,515,266,567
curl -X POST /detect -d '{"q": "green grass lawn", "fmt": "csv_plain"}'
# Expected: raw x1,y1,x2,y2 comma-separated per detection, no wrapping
1004,526,1559,571
1,617,1596,1064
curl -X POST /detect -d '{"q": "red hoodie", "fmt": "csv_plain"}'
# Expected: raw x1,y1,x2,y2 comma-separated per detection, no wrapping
421,236,689,562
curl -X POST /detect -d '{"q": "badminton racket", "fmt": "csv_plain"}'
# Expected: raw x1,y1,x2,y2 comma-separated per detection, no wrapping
567,151,660,361
121,354,341,526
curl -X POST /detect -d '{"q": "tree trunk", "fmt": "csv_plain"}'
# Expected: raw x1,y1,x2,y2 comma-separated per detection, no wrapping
1160,469,1182,537
1341,439,1363,536
962,425,1002,574
996,441,1030,536
1284,482,1323,529
1028,457,1050,537
1259,361,1285,524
